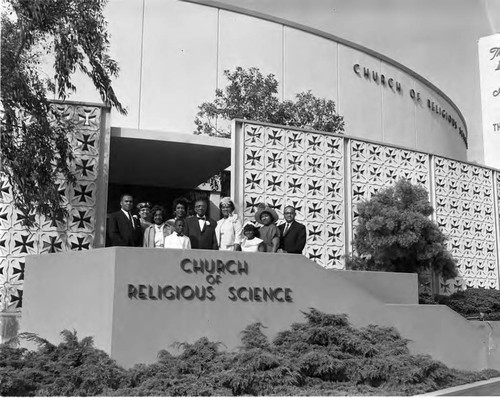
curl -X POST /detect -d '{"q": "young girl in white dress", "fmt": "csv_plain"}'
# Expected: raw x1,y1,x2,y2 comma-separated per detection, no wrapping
240,223,265,252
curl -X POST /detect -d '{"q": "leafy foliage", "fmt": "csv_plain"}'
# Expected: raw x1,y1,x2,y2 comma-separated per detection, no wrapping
2,309,498,396
0,330,127,396
420,288,500,321
346,179,458,280
1,0,125,226
194,67,344,137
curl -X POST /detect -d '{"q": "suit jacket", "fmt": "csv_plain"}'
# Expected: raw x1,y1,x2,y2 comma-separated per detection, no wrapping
278,220,306,254
185,215,218,250
108,210,143,247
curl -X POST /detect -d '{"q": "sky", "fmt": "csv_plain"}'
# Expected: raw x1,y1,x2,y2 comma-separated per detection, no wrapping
217,0,500,164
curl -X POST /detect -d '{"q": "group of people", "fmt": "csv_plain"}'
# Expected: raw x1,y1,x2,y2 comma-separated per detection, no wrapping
108,194,307,254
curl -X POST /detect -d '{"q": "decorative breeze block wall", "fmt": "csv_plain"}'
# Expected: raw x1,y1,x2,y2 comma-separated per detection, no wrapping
0,103,104,311
238,123,345,269
234,121,500,293
349,140,430,229
434,157,498,291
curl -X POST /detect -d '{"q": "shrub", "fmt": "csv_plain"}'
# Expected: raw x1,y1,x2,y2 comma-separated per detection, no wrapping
0,330,128,396
1,309,498,396
347,179,458,281
420,288,500,321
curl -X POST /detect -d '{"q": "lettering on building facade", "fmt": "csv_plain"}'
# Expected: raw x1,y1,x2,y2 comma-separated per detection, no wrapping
353,63,467,146
127,258,293,303
489,46,500,132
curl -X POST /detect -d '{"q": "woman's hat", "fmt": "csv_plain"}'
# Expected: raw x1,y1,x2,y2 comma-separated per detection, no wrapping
137,202,152,210
219,197,235,208
254,203,278,224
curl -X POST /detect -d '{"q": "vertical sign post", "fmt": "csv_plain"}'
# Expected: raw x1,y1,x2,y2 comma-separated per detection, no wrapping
479,34,500,169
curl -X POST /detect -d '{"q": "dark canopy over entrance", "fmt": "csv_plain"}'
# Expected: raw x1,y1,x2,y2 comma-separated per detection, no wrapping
109,127,231,189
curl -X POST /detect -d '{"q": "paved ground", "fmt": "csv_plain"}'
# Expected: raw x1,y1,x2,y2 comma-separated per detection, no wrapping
417,377,500,396
441,380,500,396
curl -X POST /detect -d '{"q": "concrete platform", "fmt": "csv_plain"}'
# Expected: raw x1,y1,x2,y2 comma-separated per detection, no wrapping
21,248,500,370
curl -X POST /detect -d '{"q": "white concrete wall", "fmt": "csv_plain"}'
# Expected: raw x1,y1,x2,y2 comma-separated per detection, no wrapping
62,0,467,160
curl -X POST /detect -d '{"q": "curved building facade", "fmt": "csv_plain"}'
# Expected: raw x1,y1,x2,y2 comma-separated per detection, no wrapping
67,0,468,160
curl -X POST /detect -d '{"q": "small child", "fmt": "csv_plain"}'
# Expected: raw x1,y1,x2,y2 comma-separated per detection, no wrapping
241,223,265,252
164,219,191,249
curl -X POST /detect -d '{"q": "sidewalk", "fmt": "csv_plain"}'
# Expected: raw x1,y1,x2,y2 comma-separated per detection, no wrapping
416,377,500,396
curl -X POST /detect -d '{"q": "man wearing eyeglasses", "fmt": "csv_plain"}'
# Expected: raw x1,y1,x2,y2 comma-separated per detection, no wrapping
278,206,306,254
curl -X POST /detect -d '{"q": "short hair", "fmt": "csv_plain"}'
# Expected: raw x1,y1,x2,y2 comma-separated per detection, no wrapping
243,223,258,232
243,223,260,237
150,205,166,220
172,197,188,212
120,193,133,201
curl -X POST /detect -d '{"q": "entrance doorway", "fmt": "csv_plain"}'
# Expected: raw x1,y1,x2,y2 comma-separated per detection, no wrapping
104,129,231,246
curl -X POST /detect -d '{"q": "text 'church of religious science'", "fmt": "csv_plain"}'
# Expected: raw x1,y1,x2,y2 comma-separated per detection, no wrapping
1,0,499,311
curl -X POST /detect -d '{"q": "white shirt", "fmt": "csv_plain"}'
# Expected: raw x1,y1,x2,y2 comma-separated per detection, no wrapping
164,233,191,249
154,224,168,247
198,216,206,231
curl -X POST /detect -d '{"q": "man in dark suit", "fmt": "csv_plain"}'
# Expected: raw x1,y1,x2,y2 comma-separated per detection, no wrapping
278,206,306,254
108,194,143,247
185,199,218,250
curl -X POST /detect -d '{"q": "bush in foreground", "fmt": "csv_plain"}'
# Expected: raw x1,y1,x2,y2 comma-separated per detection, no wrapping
1,309,498,396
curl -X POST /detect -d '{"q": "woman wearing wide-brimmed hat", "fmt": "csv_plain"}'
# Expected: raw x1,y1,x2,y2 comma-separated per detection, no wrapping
254,204,281,253
215,197,243,251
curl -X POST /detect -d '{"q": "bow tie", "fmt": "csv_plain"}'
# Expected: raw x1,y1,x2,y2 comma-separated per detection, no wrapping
177,233,183,237
197,216,206,220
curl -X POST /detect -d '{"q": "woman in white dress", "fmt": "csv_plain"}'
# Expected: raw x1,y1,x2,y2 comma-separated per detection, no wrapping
215,197,243,251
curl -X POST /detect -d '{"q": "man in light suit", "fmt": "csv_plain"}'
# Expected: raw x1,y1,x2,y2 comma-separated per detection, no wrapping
278,206,306,254
185,199,218,250
108,194,143,247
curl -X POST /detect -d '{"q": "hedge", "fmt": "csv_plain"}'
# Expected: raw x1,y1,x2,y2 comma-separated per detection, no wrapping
1,309,498,396
420,288,500,321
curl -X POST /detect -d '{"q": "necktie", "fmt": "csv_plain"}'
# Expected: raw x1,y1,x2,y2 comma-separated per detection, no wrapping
128,212,135,229
284,223,290,235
